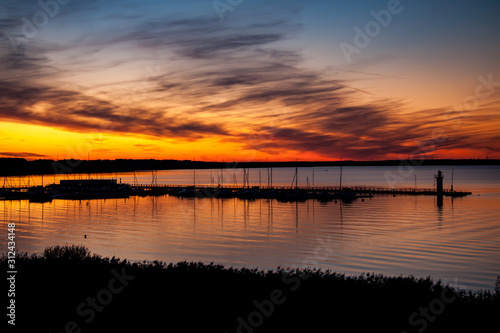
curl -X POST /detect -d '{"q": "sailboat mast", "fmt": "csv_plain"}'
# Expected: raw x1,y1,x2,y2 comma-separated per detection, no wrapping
271,167,273,188
339,165,343,189
451,169,454,191
295,167,298,189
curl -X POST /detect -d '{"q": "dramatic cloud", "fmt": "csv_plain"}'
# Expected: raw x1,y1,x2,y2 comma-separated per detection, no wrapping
1,0,499,160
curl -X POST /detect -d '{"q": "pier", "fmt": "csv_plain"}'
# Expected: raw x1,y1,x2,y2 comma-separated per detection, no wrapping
135,184,472,200
0,169,473,202
134,184,469,196
0,182,472,202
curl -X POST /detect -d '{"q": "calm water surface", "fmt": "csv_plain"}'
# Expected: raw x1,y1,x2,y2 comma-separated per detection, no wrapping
1,165,499,290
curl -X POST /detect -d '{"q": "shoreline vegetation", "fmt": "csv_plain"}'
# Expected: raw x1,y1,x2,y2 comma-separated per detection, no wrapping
0,157,499,177
2,245,499,332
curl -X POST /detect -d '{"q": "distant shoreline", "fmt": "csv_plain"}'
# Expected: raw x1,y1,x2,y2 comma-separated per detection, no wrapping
0,157,499,177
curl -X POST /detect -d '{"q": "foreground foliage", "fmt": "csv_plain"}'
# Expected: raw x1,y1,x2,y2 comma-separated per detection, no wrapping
2,245,498,332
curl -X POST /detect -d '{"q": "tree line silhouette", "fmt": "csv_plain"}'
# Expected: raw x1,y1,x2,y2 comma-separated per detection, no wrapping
0,157,498,176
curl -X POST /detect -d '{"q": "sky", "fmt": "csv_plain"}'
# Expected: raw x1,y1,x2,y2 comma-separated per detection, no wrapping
1,0,499,162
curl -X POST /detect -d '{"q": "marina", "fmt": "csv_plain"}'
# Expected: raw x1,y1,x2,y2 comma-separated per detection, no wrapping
0,169,472,202
1,165,499,291
2,1,499,330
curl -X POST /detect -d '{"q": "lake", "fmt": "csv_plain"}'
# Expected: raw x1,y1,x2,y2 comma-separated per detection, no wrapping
1,165,499,290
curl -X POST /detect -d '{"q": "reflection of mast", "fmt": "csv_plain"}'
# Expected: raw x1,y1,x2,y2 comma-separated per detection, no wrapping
244,200,249,229
41,201,45,222
217,198,224,229
210,195,214,219
150,196,156,217
267,199,273,234
133,195,137,217
259,196,262,221
26,200,30,223
340,200,343,226
312,197,315,220
295,201,299,233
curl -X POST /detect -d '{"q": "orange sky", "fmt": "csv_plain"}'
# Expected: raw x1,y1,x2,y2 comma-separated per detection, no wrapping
1,1,499,162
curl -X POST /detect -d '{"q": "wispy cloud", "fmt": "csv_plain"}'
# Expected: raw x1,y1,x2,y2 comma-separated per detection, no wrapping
0,151,47,158
1,1,499,160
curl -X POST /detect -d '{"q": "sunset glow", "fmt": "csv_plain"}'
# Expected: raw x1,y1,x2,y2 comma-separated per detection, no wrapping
1,0,499,161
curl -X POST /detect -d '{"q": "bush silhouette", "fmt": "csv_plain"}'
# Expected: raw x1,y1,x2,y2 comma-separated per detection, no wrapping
2,245,499,333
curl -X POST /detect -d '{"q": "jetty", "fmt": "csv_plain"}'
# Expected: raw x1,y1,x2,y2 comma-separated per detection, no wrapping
0,176,472,203
135,184,471,200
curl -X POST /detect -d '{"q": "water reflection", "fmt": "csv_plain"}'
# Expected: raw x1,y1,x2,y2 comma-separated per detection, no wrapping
437,194,444,208
1,167,500,291
436,196,444,226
